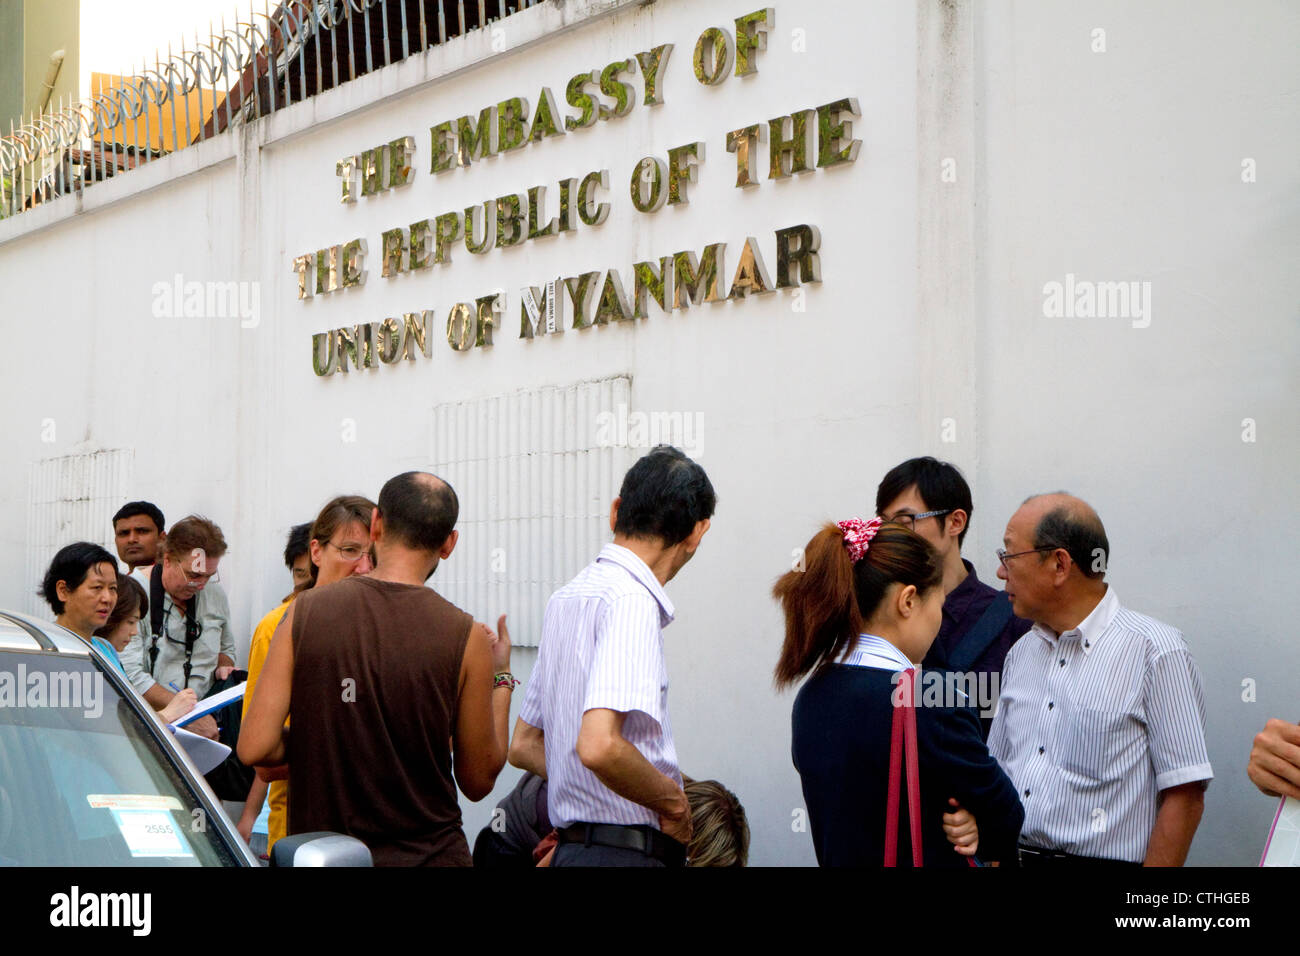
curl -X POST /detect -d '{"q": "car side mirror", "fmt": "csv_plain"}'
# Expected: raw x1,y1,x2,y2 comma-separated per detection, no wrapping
270,832,373,867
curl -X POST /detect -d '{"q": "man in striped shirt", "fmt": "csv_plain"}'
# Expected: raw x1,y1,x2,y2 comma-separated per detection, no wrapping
988,493,1212,866
508,446,715,866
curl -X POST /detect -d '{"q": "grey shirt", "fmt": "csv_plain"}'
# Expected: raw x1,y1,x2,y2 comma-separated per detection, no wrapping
119,575,236,698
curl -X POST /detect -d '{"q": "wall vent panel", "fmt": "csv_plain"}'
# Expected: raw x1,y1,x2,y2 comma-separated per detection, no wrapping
25,449,133,618
430,378,632,647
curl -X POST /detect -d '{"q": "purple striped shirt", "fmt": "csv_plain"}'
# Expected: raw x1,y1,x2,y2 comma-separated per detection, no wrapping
518,543,681,829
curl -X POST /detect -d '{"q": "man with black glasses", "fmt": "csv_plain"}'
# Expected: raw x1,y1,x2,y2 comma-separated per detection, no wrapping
119,515,237,739
875,457,1030,738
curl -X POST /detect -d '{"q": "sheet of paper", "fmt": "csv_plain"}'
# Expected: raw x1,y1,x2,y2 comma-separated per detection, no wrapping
87,794,183,812
170,727,232,774
1261,796,1300,867
172,681,246,727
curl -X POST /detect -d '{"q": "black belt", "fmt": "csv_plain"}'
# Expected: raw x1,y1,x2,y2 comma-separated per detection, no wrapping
557,823,686,867
1017,843,1141,867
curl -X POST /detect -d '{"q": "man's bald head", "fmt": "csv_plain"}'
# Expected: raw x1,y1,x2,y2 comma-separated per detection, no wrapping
376,472,460,553
1022,492,1109,580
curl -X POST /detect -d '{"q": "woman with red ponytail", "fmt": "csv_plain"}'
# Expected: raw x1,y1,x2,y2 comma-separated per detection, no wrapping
774,519,1023,866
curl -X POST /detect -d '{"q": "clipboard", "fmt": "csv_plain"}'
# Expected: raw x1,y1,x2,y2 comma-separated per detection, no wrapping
171,680,247,727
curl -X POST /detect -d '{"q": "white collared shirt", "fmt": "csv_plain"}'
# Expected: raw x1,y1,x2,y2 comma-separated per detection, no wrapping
842,633,914,672
987,587,1212,862
518,542,681,829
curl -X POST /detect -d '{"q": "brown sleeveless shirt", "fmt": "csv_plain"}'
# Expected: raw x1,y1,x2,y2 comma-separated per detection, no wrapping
287,575,474,866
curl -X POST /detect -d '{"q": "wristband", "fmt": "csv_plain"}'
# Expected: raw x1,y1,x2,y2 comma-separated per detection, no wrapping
493,671,519,690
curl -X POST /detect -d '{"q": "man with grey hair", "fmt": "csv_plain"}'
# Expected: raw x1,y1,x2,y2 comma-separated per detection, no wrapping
987,493,1211,866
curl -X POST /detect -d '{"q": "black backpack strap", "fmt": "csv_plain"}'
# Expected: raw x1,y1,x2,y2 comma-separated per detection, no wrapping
947,596,1014,674
148,564,166,677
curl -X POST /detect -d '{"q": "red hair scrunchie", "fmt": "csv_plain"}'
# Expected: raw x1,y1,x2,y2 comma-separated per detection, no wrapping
837,517,883,563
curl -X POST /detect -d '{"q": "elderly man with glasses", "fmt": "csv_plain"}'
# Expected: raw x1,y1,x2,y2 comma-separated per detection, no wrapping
119,514,238,740
988,493,1212,867
875,457,1031,739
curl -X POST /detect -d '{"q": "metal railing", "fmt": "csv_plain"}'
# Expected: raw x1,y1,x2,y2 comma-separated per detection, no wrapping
1,0,540,220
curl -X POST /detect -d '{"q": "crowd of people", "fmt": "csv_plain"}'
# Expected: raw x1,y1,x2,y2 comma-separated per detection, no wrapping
34,449,1300,866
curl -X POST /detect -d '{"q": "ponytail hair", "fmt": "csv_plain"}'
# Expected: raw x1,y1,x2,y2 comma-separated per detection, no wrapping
773,522,942,687
773,525,861,687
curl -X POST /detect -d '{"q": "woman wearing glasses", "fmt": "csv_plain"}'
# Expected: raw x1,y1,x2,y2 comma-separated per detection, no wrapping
237,495,376,849
773,519,1024,866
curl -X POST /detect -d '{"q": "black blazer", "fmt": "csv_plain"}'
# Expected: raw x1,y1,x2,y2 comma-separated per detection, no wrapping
792,664,1024,866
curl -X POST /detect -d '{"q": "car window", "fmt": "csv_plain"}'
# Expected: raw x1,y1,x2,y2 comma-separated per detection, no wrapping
0,650,239,866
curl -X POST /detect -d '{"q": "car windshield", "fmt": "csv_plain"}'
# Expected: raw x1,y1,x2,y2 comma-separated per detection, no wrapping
0,650,239,866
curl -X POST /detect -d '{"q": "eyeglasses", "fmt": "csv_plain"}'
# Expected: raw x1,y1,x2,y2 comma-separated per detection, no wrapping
325,541,372,563
174,563,219,586
883,509,951,530
160,605,203,647
996,547,1056,570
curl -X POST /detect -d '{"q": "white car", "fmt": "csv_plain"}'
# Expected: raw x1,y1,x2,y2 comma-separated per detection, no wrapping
0,609,367,866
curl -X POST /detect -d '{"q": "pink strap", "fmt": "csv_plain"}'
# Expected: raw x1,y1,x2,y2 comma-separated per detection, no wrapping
884,686,904,866
884,669,923,867
903,675,923,867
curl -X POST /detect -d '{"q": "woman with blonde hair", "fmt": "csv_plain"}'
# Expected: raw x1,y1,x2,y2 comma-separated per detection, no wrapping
682,777,749,867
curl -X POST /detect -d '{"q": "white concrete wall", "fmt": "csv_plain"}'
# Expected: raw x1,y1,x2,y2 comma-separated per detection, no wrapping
0,0,1295,865
1,156,242,602
969,0,1300,865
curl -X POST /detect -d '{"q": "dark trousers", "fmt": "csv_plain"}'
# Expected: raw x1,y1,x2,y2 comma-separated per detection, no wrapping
472,827,535,868
552,841,667,867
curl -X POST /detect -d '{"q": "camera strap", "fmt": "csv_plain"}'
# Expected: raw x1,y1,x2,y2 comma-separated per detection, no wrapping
147,562,200,686
148,564,164,677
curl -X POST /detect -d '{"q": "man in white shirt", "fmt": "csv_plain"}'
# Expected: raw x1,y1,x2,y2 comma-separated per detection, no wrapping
508,446,714,866
988,493,1211,866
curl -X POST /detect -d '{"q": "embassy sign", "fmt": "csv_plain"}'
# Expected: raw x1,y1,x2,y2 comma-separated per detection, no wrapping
294,7,861,378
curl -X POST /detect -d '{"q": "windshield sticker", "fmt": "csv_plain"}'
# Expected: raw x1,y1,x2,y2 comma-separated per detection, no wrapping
110,809,194,858
87,794,184,811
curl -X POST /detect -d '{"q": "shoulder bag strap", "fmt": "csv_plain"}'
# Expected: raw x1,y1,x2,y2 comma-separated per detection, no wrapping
885,668,923,867
903,675,923,867
946,596,1014,674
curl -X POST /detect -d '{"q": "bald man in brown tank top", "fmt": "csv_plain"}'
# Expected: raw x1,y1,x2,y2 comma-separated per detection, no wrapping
239,473,515,866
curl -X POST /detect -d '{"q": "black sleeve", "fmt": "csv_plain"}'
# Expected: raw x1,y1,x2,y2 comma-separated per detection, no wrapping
930,705,1025,863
